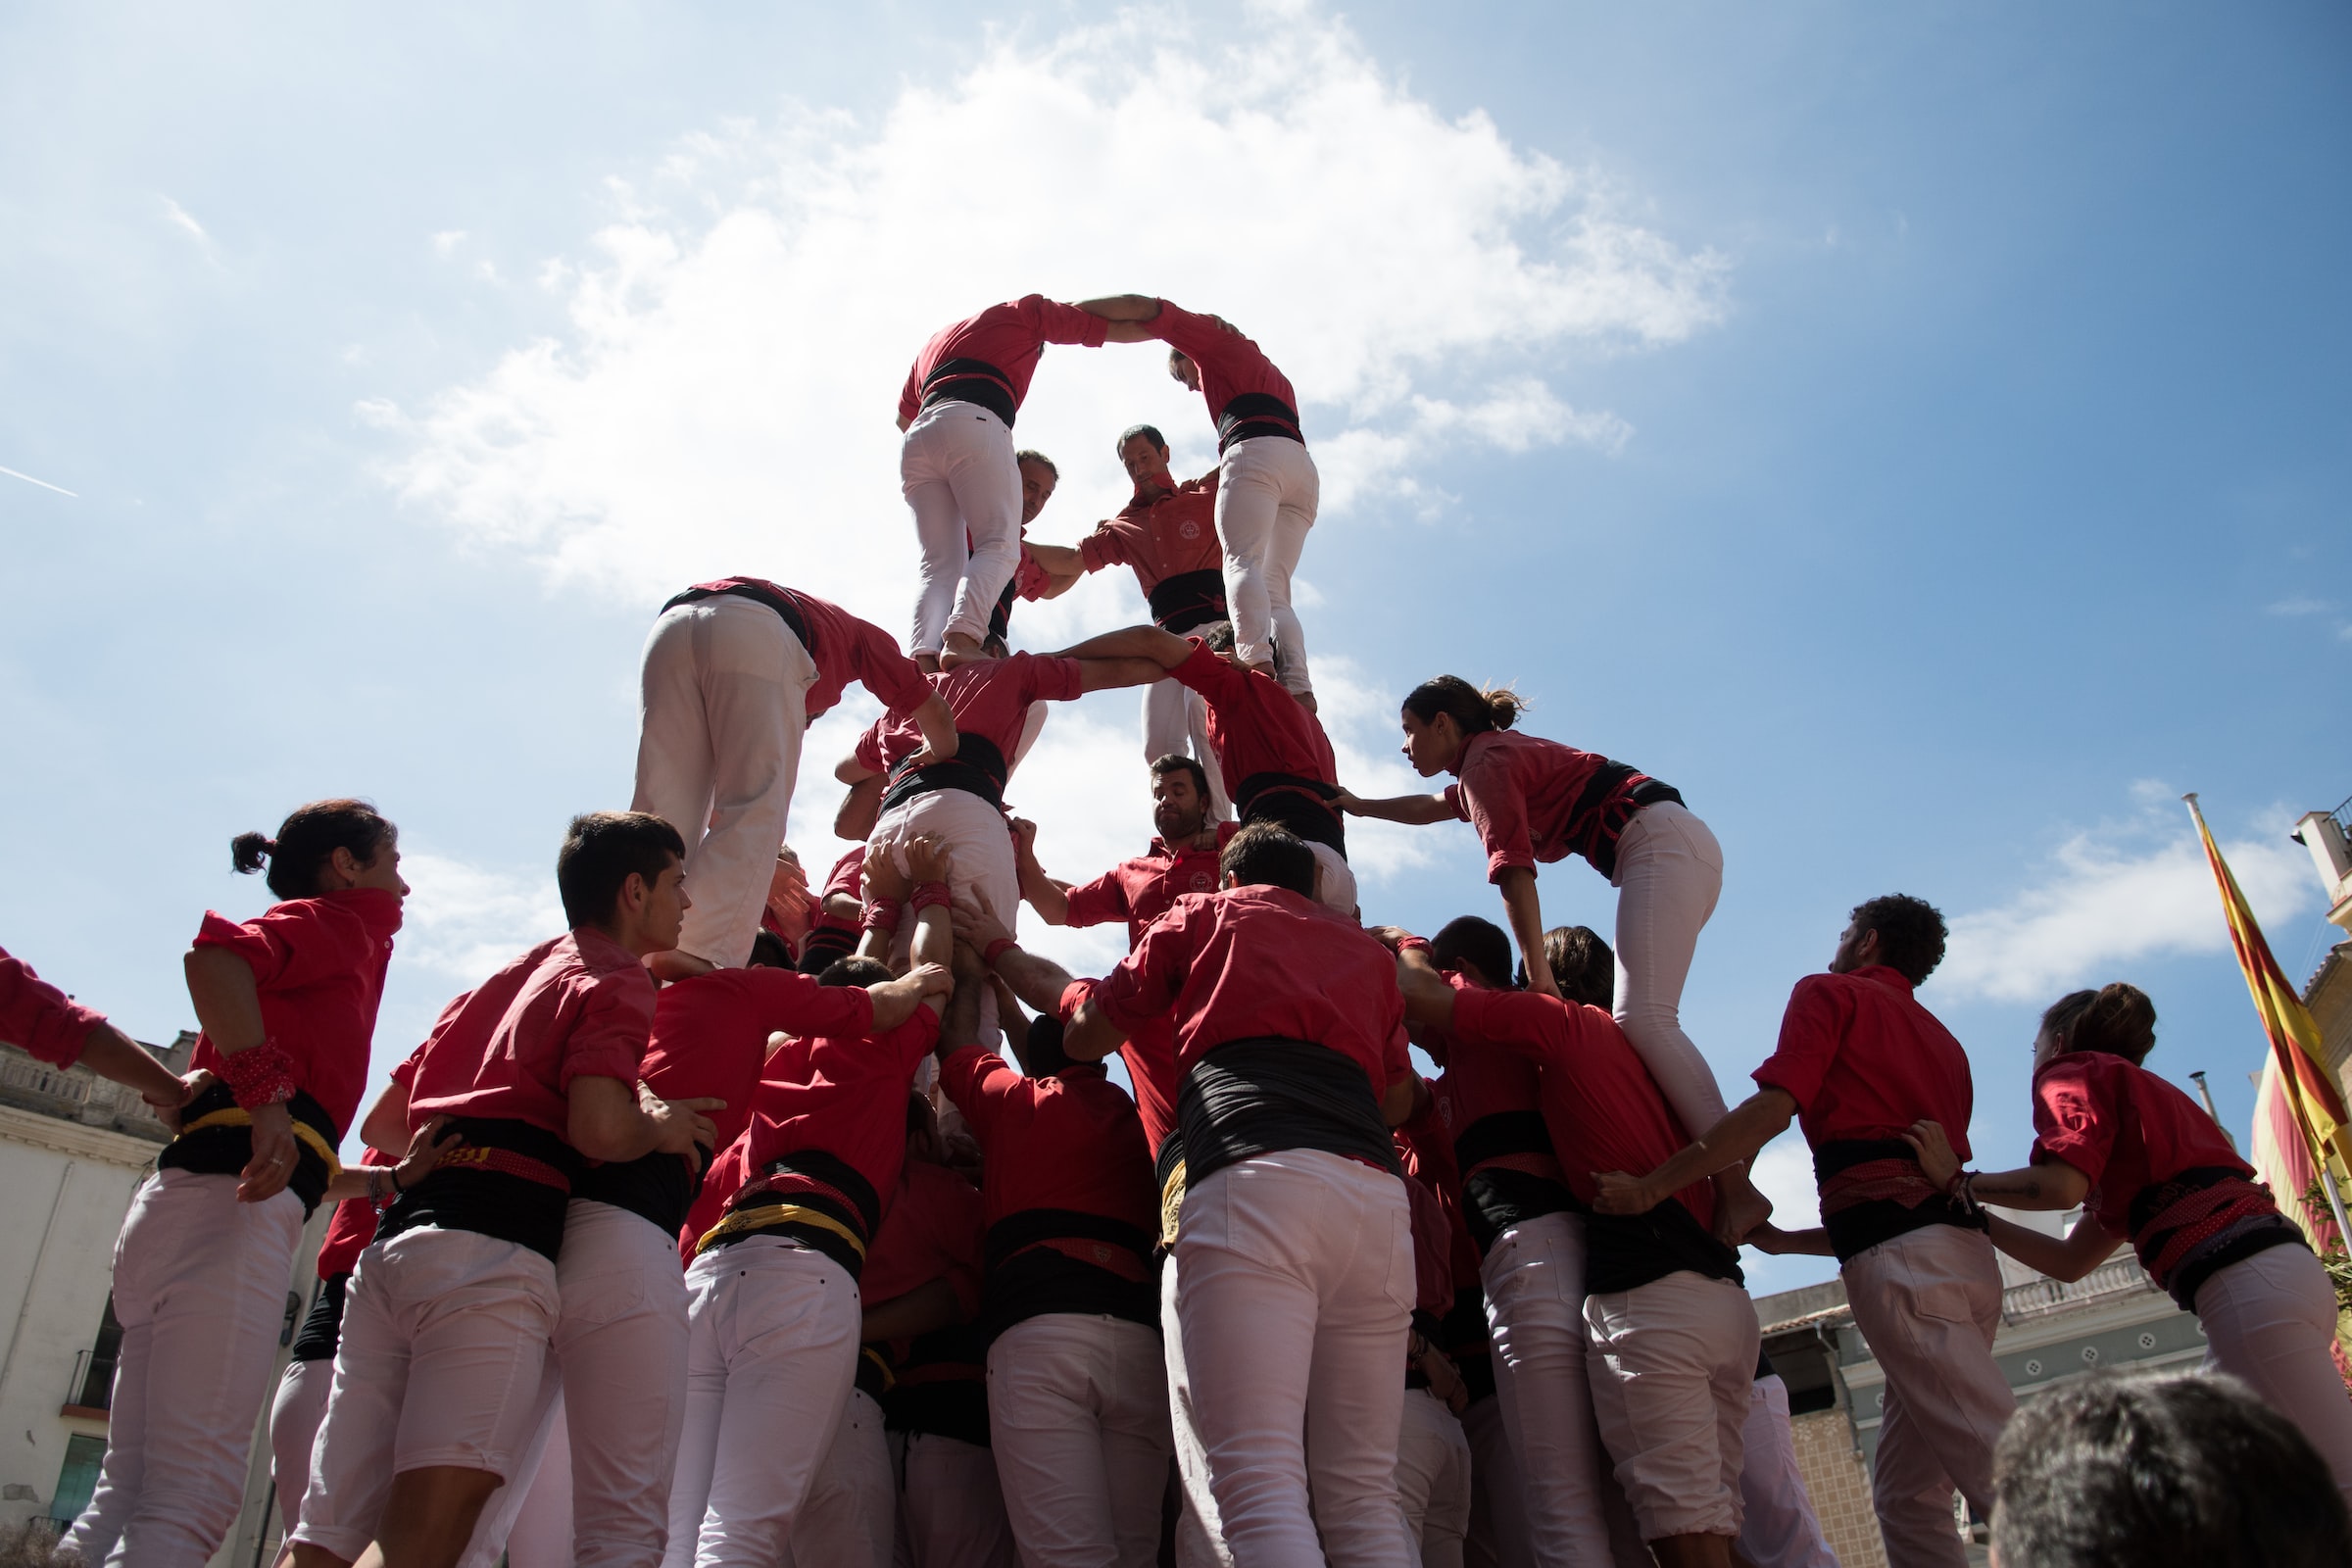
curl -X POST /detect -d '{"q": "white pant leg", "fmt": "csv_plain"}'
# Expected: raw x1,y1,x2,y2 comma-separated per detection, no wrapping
1582,1272,1756,1544
2196,1244,2352,1507
1607,803,1730,1136
987,1315,1172,1568
784,1389,895,1568
1478,1212,1617,1568
1839,1226,2011,1568
902,402,1022,650
1735,1376,1838,1568
1177,1149,1417,1568
269,1357,334,1538
1456,1396,1534,1568
1213,438,1317,693
1391,1389,1473,1568
871,789,1020,1042
665,1238,861,1568
1161,1256,1234,1568
901,1433,1018,1568
557,1201,692,1568
634,595,818,969
471,1387,572,1568
66,1169,304,1568
1308,842,1358,918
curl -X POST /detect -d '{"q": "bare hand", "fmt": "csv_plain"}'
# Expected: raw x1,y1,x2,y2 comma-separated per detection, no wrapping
1901,1119,1961,1190
393,1114,463,1193
1009,817,1040,858
649,1096,726,1162
956,897,1013,956
1591,1169,1655,1216
908,959,955,998
1332,788,1364,815
903,834,954,886
238,1100,301,1203
862,852,913,907
152,1070,206,1134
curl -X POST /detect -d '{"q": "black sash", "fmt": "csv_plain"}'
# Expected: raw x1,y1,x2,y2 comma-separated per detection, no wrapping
880,732,1010,814
1815,1138,1986,1262
159,1082,340,1217
707,1148,884,1282
1215,392,1305,453
981,1208,1158,1338
1585,1199,1744,1296
1176,1037,1400,1188
1234,771,1347,856
919,357,1018,427
289,1273,349,1363
662,581,813,657
575,1144,708,1237
1148,568,1229,634
379,1117,584,1262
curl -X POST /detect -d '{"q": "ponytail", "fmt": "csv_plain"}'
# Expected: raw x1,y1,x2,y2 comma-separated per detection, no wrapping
1402,675,1523,736
2068,983,2158,1065
231,798,396,900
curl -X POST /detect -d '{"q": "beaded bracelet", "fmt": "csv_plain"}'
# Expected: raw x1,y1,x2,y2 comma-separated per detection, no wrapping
219,1041,297,1110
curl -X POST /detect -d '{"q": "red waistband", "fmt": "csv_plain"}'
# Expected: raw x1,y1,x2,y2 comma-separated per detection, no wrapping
1818,1157,1939,1216
432,1144,573,1193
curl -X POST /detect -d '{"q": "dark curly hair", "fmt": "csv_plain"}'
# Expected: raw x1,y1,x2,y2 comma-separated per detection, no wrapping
1849,894,1947,986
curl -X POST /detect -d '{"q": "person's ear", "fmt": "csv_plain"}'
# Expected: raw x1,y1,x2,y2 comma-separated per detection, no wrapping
1220,870,1238,891
619,870,651,916
325,846,362,889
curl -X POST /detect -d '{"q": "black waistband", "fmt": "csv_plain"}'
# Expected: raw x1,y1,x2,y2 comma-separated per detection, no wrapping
1454,1109,1555,1171
1148,568,1229,633
1152,1130,1186,1196
1461,1166,1582,1256
1814,1137,1918,1183
1235,772,1346,856
289,1272,349,1363
920,358,1018,428
2174,1221,2308,1312
1585,1200,1743,1296
2126,1164,2252,1236
1177,1037,1400,1189
706,1148,883,1281
881,732,1010,814
855,1347,891,1402
982,1208,1158,1338
1215,393,1305,454
1826,1195,1986,1262
662,581,813,655
378,1117,584,1262
158,1082,339,1217
574,1147,707,1237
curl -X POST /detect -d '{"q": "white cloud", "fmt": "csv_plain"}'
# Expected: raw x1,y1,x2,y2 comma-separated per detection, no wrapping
159,196,208,245
399,849,567,980
1929,794,2319,1004
1750,1132,1820,1230
432,229,467,258
2266,597,2329,617
383,3,1726,636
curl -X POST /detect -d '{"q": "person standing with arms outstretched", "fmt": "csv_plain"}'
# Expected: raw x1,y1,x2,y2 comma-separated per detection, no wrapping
900,297,1115,666
1341,675,1766,1237
1077,295,1319,702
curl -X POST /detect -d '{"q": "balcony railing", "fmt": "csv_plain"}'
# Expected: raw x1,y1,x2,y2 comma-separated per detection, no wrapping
0,1048,172,1140
2000,1257,2158,1323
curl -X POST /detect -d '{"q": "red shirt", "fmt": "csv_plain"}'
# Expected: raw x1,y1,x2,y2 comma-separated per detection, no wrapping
682,1131,751,1263
1444,730,1663,883
1753,966,1976,1170
190,887,403,1138
735,1007,942,1224
404,926,655,1140
938,1048,1157,1237
642,968,878,1159
862,1157,987,1322
1078,473,1223,597
855,653,1086,776
1397,1103,1483,1292
1426,991,1559,1182
314,1150,392,1279
1094,886,1409,1096
1152,301,1300,428
687,579,932,723
1450,986,1713,1230
1398,1132,1459,1317
897,297,1110,424
0,946,108,1069
2030,1052,2257,1239
1169,641,1338,798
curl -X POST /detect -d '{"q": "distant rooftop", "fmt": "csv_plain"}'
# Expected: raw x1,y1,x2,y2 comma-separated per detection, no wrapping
0,1032,196,1145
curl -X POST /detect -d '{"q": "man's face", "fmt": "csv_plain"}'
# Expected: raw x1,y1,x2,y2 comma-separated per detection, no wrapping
1168,351,1200,392
1152,768,1208,843
1120,433,1174,492
645,857,691,953
1018,458,1056,524
1829,919,1874,975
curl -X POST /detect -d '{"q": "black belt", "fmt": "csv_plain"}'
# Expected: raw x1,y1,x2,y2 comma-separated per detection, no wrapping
662,582,814,658
880,732,1009,814
1234,772,1346,857
1176,1037,1399,1189
1215,392,1304,454
159,1082,341,1218
378,1116,584,1262
919,357,1018,428
1148,568,1228,634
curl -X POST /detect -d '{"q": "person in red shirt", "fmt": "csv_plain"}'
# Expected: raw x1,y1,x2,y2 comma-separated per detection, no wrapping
1078,296,1321,701
63,801,406,1568
1045,622,1358,914
663,843,955,1568
981,449,1088,652
0,945,193,1109
1391,1121,1475,1567
898,298,1112,666
1903,982,2352,1506
291,812,715,1568
1045,822,1418,1568
1391,923,1758,1567
934,944,1168,1568
1592,894,2009,1568
634,576,956,979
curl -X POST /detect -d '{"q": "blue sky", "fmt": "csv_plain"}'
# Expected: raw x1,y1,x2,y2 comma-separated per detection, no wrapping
4,2,2346,1296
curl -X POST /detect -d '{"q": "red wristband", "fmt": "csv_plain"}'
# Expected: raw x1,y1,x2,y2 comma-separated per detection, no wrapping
219,1041,297,1110
909,881,952,913
1056,980,1095,1024
982,937,1016,965
1396,935,1433,954
860,901,903,934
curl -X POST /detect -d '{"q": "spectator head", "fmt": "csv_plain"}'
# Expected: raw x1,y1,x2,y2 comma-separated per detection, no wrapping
1989,1370,2350,1568
1833,894,1947,986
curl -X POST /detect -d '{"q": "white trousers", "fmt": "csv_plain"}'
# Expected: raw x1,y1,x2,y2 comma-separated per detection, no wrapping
1607,802,1730,1138
873,787,1020,1043
664,1237,861,1568
1391,1389,1472,1568
1477,1211,1618,1568
1142,672,1232,819
987,1314,1173,1568
1175,1148,1417,1568
472,1382,575,1568
1309,841,1360,920
904,401,1022,651
66,1168,304,1568
558,1200,692,1568
291,1227,562,1561
2196,1242,2352,1507
1160,1252,1233,1568
1735,1376,1837,1568
896,1431,1018,1568
1456,1396,1533,1568
1583,1271,1757,1543
1839,1224,2012,1568
634,592,819,968
785,1389,895,1568
1214,436,1318,695
270,1356,333,1540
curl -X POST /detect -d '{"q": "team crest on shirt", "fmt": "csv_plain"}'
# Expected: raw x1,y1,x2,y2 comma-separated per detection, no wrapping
1178,519,1201,540
1188,869,1213,891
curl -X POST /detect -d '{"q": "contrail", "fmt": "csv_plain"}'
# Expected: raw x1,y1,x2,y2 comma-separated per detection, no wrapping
0,465,76,497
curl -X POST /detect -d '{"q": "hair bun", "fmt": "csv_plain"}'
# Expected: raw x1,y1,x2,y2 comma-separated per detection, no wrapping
229,830,275,876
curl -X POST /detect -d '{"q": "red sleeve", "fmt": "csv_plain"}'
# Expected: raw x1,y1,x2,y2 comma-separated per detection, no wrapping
1168,639,1244,701
898,359,922,425
2029,1055,2116,1183
1752,975,1847,1110
854,719,888,774
885,1007,944,1077
0,948,107,1068
748,969,878,1039
1021,655,1086,705
823,849,866,901
1061,870,1133,930
558,970,657,1089
937,1044,1020,1143
1152,300,1243,366
841,613,935,716
1094,904,1196,1034
1446,754,1535,882
1078,522,1131,573
1021,295,1112,348
192,901,375,994
1446,985,1562,1065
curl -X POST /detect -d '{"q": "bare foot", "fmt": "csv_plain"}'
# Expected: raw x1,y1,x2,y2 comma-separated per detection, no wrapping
1712,1166,1774,1247
914,651,943,674
647,948,718,984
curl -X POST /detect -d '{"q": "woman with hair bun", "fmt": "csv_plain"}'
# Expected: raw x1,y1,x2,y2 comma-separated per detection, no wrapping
1904,982,2352,1505
1340,676,1755,1227
65,798,408,1568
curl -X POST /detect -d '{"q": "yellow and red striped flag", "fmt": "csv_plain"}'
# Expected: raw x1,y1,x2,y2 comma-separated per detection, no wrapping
2185,794,2352,1182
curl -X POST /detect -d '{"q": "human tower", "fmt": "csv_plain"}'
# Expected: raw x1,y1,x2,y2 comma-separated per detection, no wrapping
7,294,2349,1568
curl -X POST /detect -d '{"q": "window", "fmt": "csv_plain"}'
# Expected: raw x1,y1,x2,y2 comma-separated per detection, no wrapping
74,1297,122,1410
50,1434,105,1526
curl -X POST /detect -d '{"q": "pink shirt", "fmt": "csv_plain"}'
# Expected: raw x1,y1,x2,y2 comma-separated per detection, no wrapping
1152,301,1300,428
1443,730,1663,883
1077,473,1223,597
898,297,1111,424
855,653,1085,774
0,946,108,1069
403,926,656,1141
